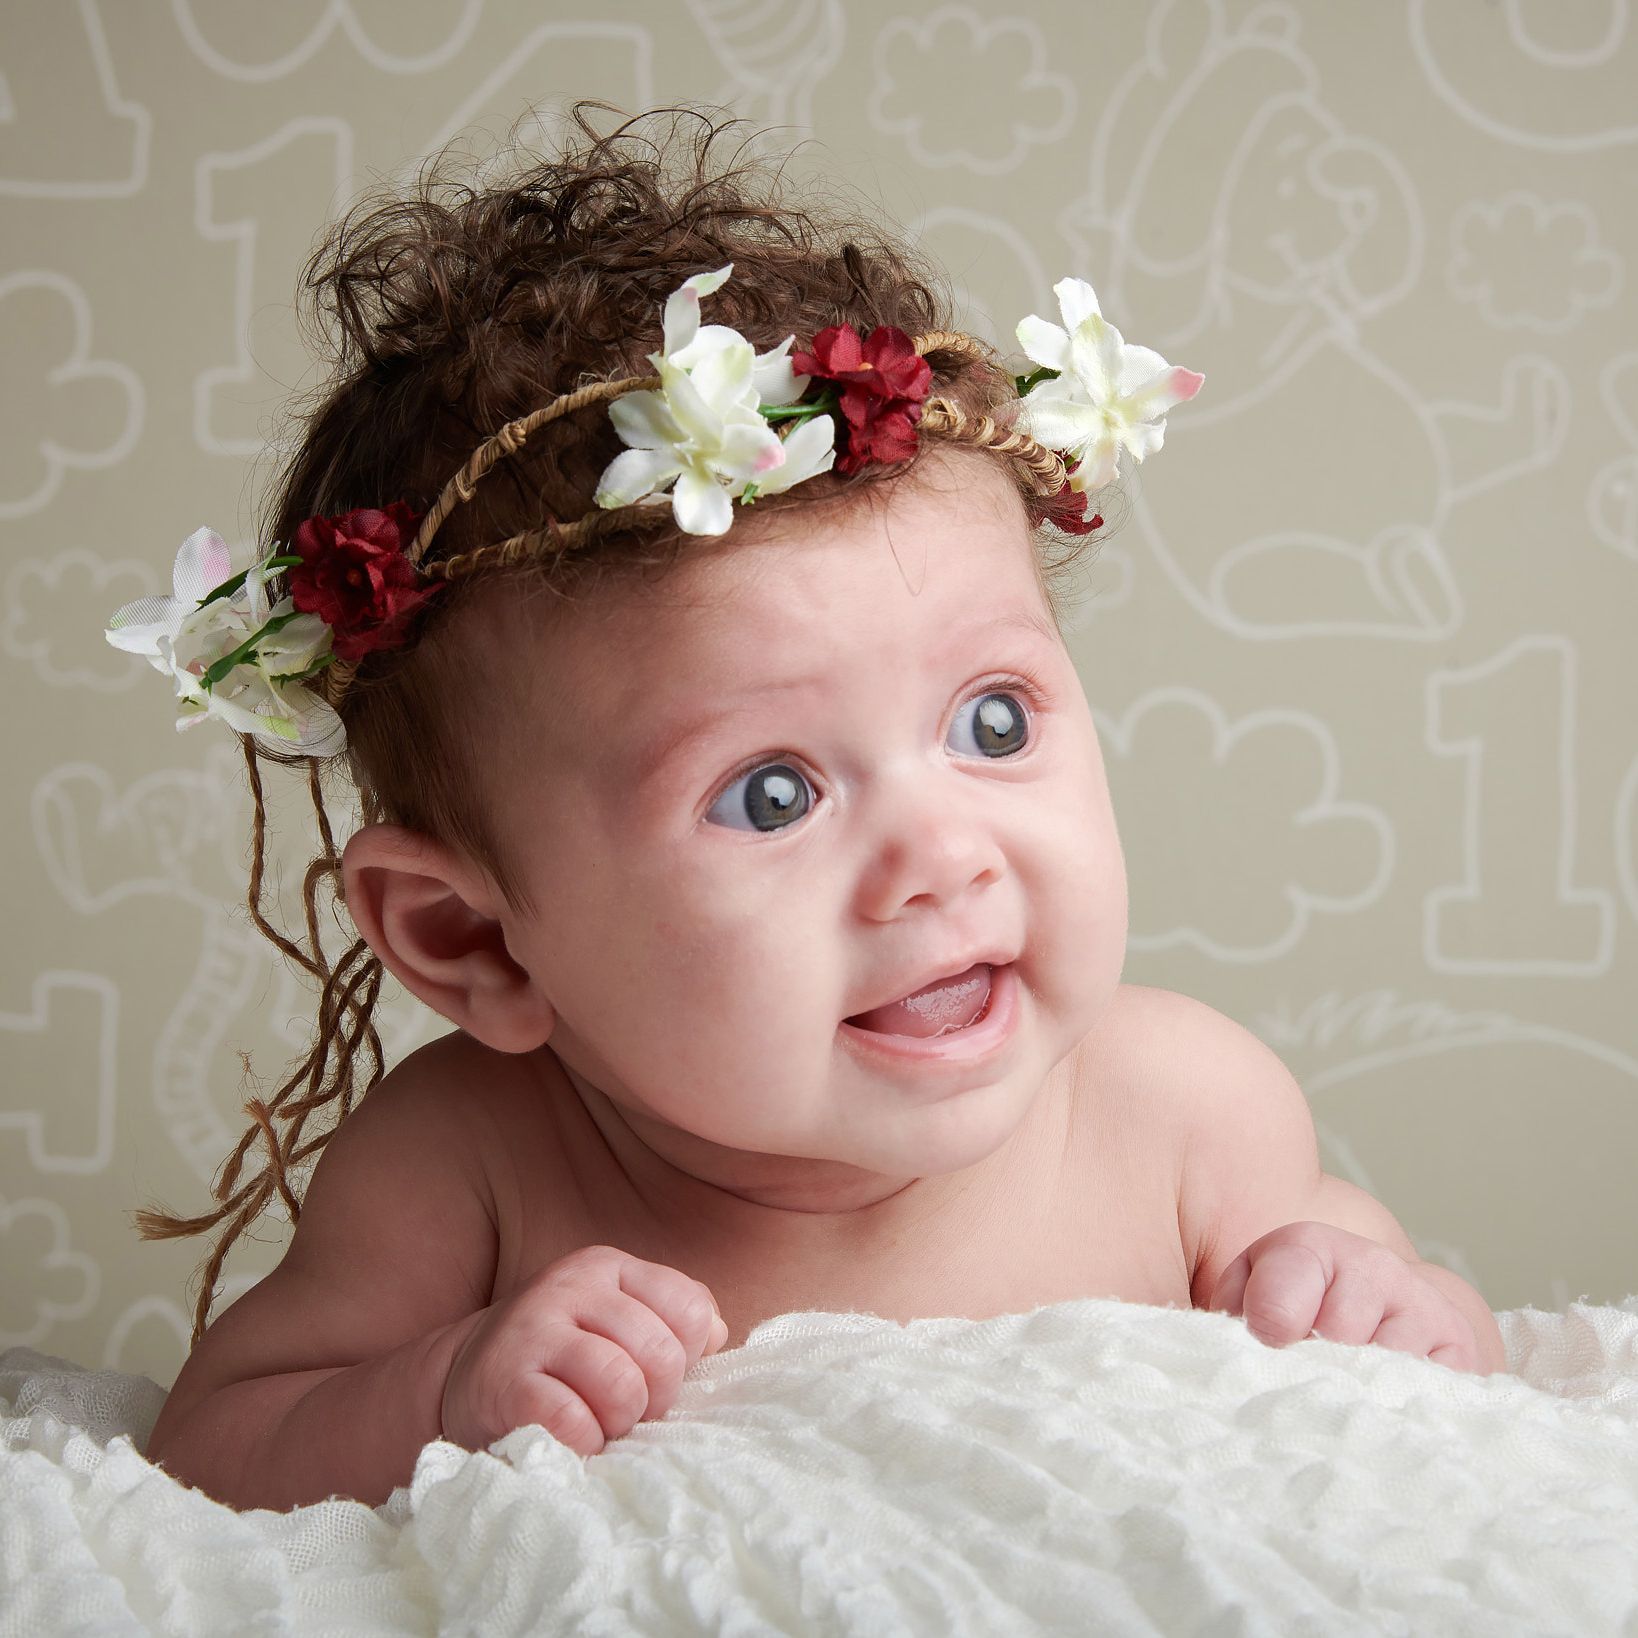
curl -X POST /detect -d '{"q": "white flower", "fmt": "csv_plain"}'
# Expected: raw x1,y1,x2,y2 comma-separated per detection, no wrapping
106,526,344,756
594,264,836,536
105,525,234,670
1014,278,1204,491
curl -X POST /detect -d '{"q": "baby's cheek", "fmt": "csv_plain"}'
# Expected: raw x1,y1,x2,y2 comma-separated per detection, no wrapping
1030,828,1126,1017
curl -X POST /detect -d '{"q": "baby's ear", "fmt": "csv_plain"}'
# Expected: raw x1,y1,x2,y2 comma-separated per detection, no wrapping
339,822,555,1054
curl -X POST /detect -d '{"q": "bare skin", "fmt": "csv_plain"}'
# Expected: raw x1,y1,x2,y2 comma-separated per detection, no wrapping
148,450,1490,1498
466,983,1193,1352
341,445,1177,1352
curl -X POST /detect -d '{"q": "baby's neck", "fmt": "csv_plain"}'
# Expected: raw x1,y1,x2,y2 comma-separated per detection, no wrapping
541,1050,1073,1254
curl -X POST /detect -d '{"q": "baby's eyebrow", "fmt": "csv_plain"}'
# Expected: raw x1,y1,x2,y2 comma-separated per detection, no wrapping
629,606,1059,787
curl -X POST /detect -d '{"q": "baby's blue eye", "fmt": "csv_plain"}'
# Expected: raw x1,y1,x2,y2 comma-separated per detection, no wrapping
948,691,1029,757
703,693,1029,834
706,763,813,832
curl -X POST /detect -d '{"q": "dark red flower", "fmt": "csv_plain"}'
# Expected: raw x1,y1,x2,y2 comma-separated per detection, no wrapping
287,501,443,663
792,323,933,474
1043,456,1103,535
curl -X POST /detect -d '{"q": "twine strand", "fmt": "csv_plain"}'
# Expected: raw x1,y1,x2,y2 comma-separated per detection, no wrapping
134,737,388,1347
406,373,662,571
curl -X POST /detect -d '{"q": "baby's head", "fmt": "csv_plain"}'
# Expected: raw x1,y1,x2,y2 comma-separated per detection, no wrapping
321,111,1126,1213
132,102,1157,1325
342,434,1128,1219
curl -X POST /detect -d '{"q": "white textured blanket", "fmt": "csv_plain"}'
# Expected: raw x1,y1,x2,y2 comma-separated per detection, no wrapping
5,1298,1638,1636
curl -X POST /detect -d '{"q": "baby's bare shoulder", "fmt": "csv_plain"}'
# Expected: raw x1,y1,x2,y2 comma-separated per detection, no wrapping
150,1031,506,1433
391,1029,537,1129
1082,983,1276,1136
391,1029,570,1195
1075,982,1220,1101
1071,983,1247,1196
1084,984,1321,1299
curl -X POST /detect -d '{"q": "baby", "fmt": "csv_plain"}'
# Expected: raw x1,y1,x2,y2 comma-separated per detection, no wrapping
122,106,1505,1513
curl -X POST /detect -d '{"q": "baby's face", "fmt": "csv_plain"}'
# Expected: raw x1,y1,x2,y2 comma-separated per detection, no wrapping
487,448,1128,1216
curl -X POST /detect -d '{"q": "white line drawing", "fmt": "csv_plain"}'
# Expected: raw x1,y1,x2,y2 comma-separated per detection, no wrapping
169,0,482,80
1611,747,1638,931
1254,987,1638,1309
31,751,442,1203
0,0,150,198
402,24,655,191
1498,0,1630,68
1589,352,1638,568
1257,989,1525,1057
1312,1120,1486,1292
1100,686,1394,961
1185,346,1568,639
152,914,293,1189
193,119,354,458
103,1280,263,1377
684,0,845,132
103,1291,202,1374
0,272,143,520
0,973,118,1174
1448,192,1624,333
1051,3,1570,639
0,1190,99,1349
1408,0,1638,153
32,762,239,916
905,204,1052,352
1424,637,1616,975
3,548,155,692
869,6,1074,176
1417,354,1572,511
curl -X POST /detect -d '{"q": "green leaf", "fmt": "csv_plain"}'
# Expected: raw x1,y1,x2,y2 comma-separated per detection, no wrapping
761,385,839,422
196,553,302,611
1013,366,1059,396
198,610,304,691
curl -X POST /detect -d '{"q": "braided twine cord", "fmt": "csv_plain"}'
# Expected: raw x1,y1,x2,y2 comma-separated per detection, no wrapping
139,328,1072,1348
320,329,1068,708
132,743,386,1346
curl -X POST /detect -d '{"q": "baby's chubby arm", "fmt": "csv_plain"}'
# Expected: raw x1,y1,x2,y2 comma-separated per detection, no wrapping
144,1048,727,1510
1158,991,1508,1376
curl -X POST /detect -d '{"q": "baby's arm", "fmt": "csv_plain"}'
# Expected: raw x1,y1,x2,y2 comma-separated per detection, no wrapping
144,1055,499,1509
1162,992,1508,1375
145,1048,728,1508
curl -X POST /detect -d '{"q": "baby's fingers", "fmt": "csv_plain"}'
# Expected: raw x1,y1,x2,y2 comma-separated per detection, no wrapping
1234,1241,1329,1346
1371,1290,1479,1373
1309,1260,1389,1347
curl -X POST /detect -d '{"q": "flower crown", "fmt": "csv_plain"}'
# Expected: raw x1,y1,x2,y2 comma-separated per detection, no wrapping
105,268,1202,758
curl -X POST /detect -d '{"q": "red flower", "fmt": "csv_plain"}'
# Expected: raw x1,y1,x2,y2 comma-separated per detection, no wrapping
287,502,443,663
1043,457,1103,536
792,324,933,474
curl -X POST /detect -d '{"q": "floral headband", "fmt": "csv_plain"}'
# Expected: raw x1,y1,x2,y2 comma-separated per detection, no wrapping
105,268,1202,758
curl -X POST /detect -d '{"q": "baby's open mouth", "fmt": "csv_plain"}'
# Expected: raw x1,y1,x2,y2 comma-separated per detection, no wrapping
844,963,995,1039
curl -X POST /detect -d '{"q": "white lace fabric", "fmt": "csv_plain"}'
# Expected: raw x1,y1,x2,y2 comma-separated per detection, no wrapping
4,1296,1637,1636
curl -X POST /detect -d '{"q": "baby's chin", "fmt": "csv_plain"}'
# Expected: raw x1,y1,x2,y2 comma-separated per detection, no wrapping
754,1064,1064,1209
547,1012,1069,1211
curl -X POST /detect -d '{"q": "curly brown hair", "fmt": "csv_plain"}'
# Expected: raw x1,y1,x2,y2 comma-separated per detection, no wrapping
132,100,1124,1347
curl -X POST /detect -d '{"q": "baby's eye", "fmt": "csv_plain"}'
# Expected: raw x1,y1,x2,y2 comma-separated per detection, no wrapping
948,691,1030,758
705,762,814,833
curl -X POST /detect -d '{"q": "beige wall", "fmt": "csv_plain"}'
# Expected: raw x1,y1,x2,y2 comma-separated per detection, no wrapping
3,1,1635,1392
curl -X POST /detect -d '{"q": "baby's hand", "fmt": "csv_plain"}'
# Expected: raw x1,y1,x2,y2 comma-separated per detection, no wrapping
440,1244,730,1456
1207,1221,1479,1372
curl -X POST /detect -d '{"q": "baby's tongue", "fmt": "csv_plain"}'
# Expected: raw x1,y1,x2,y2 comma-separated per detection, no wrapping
849,963,992,1038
